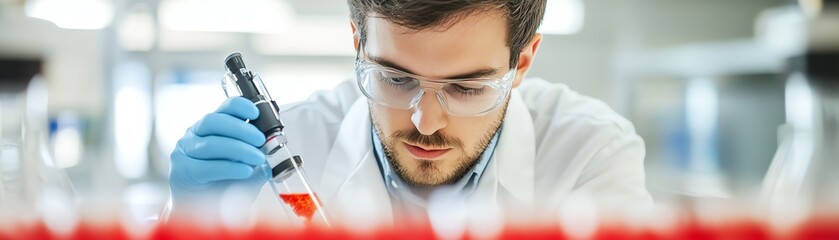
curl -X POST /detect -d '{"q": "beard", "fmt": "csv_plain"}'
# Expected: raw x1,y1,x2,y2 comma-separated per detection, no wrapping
370,101,508,187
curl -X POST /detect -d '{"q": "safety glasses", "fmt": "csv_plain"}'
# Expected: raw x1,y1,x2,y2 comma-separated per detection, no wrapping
354,45,517,116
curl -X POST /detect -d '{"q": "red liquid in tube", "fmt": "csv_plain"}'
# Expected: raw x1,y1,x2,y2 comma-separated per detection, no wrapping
279,193,318,222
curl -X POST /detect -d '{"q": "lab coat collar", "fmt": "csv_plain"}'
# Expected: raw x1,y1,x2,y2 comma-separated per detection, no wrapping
318,98,394,226
489,90,536,204
318,89,535,225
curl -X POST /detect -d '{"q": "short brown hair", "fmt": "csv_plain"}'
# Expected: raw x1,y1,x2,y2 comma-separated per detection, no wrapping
348,0,547,68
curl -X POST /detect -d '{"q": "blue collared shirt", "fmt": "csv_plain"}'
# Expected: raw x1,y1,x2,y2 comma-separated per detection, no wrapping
371,125,501,219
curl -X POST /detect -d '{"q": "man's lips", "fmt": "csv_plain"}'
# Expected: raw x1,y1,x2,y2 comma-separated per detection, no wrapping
403,143,451,159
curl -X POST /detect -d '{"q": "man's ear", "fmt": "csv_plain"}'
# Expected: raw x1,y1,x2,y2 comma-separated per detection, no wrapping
512,33,542,88
350,19,360,51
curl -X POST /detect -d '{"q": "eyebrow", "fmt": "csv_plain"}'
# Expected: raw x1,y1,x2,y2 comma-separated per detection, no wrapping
369,56,500,79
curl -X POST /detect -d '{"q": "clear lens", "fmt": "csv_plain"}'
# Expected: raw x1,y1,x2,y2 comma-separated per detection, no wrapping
441,84,504,115
371,70,421,108
357,65,511,116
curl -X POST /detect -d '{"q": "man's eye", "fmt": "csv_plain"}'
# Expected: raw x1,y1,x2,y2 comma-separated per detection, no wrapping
388,77,413,85
452,84,486,94
378,73,418,90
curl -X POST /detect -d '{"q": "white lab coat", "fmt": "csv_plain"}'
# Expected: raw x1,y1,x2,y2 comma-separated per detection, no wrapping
251,78,652,226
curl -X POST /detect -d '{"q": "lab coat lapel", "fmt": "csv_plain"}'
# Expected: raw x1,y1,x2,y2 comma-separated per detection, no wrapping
317,90,534,225
472,90,536,205
318,98,394,226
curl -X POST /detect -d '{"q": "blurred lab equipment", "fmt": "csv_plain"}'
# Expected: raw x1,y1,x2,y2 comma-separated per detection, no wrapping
761,0,839,224
222,53,330,226
0,59,77,235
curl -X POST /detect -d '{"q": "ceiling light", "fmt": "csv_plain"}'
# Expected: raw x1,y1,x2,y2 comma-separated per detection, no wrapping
159,0,293,33
25,0,113,30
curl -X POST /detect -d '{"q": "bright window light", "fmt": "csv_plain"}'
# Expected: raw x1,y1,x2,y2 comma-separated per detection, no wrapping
686,78,719,172
25,0,113,30
113,62,152,179
154,83,225,161
114,87,152,179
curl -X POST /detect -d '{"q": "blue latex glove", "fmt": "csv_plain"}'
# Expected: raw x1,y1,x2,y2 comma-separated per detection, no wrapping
169,97,270,218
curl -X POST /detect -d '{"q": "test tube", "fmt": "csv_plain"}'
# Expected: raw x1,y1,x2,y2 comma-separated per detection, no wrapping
221,67,329,227
262,135,330,227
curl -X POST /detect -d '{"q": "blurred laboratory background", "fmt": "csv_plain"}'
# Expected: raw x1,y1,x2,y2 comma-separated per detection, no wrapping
1,0,837,227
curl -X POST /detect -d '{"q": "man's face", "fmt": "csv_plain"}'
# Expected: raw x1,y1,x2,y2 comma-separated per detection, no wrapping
362,11,513,187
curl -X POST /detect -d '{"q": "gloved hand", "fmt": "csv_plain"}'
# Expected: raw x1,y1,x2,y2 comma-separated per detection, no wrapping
168,97,270,219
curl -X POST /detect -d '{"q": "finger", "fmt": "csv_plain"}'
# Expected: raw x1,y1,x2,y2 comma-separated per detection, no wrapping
181,135,266,167
216,97,259,121
182,158,256,184
193,113,266,147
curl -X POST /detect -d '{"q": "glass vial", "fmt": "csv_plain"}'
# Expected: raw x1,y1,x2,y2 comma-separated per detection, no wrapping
263,133,330,227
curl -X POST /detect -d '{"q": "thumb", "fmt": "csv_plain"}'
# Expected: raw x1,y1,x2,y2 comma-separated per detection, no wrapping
251,163,272,185
223,163,270,202
220,164,270,211
239,163,271,195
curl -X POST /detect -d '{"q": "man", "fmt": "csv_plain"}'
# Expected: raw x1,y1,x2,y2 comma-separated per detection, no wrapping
168,0,652,227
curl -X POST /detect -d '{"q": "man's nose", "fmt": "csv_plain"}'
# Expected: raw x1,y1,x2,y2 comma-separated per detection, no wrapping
411,91,448,135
